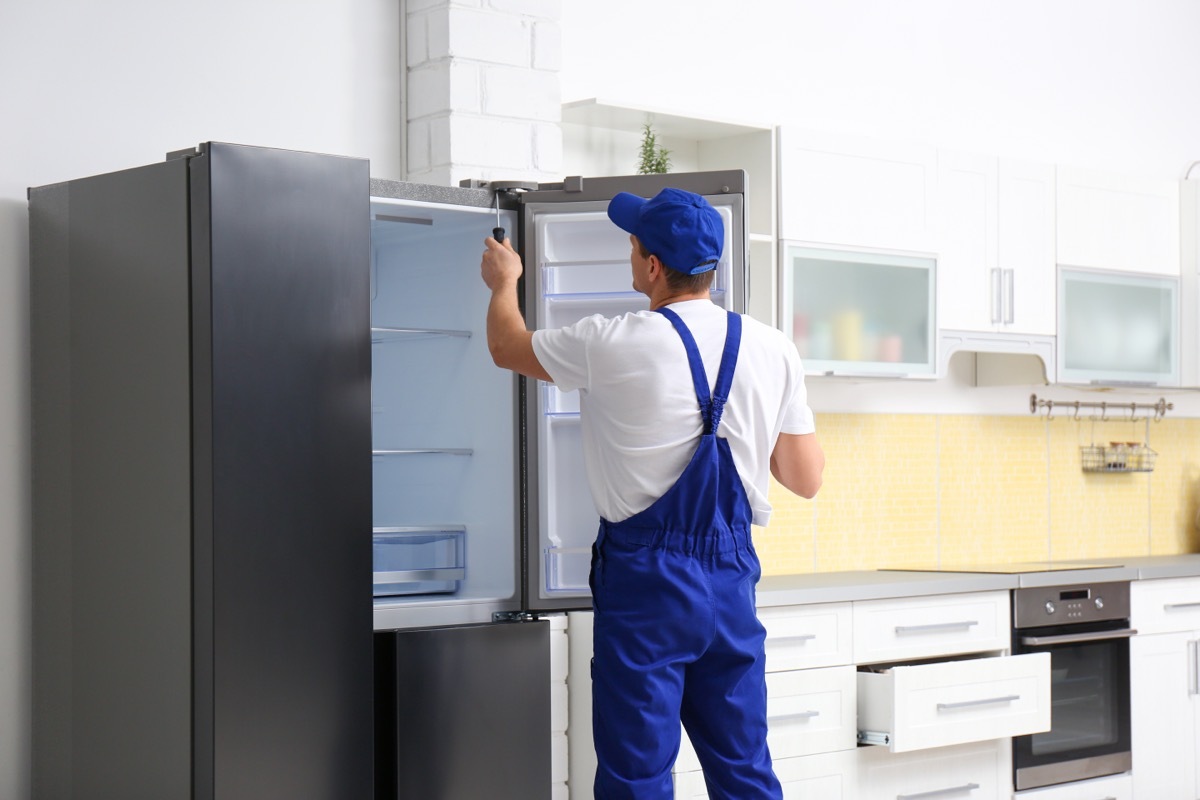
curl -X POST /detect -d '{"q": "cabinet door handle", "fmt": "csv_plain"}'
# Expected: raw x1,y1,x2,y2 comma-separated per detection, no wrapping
990,268,1002,324
937,694,1020,711
771,709,821,722
897,783,980,800
1165,602,1200,610
895,621,978,635
775,633,817,644
1003,269,1015,324
1185,642,1195,695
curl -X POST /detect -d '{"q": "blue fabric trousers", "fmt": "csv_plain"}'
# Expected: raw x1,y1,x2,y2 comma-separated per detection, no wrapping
589,309,782,800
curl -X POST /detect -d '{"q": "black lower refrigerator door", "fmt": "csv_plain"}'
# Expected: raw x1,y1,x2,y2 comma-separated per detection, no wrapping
376,621,551,800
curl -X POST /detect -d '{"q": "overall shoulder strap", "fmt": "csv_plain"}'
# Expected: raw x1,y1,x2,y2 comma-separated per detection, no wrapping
709,312,742,433
655,306,713,432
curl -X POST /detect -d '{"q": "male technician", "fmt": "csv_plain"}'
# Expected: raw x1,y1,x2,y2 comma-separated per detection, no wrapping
480,187,824,799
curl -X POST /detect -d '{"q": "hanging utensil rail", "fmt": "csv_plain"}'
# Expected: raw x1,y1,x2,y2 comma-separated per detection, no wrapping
1029,393,1173,422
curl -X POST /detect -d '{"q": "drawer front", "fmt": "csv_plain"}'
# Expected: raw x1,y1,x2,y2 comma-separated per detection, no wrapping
761,602,853,671
676,666,857,772
859,738,1010,800
1014,771,1132,799
674,748,859,800
858,653,1051,753
1132,576,1200,634
854,591,1010,664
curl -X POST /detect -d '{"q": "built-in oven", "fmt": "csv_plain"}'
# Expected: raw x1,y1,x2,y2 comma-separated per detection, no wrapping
1011,581,1135,791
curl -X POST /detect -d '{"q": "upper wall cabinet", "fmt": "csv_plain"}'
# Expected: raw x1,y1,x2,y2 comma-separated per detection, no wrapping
1057,166,1180,276
936,151,1056,336
778,128,937,254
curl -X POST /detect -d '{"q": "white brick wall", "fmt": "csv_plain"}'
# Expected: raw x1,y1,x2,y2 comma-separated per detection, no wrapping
405,0,561,185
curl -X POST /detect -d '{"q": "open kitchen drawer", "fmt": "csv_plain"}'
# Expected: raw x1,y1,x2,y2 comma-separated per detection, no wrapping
857,652,1050,752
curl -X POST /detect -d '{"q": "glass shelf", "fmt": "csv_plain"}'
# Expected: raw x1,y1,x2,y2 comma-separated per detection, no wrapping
373,527,466,596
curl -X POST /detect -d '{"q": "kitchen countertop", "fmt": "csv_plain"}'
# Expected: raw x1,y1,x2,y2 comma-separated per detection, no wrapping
756,554,1200,606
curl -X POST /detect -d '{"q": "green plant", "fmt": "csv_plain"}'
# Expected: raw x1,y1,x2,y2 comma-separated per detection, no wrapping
637,124,671,174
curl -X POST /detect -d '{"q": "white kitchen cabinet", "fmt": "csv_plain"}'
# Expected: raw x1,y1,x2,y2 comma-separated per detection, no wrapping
1057,166,1180,277
779,127,937,254
1057,267,1179,386
857,652,1051,752
1014,772,1132,800
937,151,1056,336
760,602,853,672
1130,577,1200,800
858,739,1011,800
674,749,859,800
1181,178,1200,387
676,666,857,771
853,591,1011,664
781,243,937,377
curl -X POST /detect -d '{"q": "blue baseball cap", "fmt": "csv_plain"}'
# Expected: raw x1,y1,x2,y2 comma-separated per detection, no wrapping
607,188,724,274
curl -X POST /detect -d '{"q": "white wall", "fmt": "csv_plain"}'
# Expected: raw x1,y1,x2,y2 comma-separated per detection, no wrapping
0,1,400,796
561,0,1200,180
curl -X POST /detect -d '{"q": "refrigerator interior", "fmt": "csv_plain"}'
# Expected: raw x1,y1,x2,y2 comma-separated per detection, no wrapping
370,197,519,620
527,197,739,602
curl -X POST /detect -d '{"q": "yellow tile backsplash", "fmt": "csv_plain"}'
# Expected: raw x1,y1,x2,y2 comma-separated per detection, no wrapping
756,413,1200,575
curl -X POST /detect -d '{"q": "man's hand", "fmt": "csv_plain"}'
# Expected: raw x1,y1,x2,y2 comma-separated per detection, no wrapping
480,235,552,382
481,236,523,291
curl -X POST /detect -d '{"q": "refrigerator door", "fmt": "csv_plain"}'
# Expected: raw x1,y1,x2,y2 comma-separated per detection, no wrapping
368,180,524,631
518,172,748,612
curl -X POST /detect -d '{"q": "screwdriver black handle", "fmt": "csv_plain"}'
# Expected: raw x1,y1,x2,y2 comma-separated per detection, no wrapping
492,226,506,244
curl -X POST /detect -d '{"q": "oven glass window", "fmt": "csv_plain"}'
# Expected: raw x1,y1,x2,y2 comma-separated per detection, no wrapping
1032,639,1122,756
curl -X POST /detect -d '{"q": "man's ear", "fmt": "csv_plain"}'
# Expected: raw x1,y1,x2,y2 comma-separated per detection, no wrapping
647,254,663,281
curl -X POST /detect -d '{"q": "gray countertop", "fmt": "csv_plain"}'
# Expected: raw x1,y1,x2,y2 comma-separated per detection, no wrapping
756,554,1200,606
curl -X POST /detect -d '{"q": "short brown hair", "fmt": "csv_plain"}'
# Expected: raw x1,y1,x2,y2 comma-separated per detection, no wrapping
636,237,715,293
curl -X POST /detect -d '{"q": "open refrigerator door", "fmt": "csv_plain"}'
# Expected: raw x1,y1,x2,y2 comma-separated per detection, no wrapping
519,173,747,611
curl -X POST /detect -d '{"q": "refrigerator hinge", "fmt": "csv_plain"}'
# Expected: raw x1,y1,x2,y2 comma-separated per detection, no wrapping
857,730,891,747
165,143,207,162
493,611,539,623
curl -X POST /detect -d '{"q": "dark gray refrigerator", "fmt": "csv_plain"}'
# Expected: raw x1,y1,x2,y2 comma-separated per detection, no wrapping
30,142,748,800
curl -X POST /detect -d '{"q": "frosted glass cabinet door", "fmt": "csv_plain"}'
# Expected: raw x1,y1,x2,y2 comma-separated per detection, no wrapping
1057,268,1179,386
781,244,936,377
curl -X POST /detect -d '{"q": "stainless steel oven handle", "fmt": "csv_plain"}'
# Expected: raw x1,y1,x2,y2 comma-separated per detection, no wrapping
1020,628,1137,646
896,783,980,800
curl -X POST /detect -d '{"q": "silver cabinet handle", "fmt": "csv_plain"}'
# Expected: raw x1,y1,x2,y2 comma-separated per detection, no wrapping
897,783,980,800
990,268,1002,324
1021,628,1137,646
1003,268,1015,324
895,621,978,635
776,633,817,644
1185,642,1195,695
770,709,820,722
1165,602,1200,610
937,694,1020,711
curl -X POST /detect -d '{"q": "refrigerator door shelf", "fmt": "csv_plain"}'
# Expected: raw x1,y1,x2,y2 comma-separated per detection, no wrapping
546,546,591,594
373,527,466,597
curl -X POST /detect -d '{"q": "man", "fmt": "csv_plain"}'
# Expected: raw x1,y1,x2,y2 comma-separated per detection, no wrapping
480,187,824,799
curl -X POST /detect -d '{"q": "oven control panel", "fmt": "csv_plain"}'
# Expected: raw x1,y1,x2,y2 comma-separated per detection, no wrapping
1013,581,1130,628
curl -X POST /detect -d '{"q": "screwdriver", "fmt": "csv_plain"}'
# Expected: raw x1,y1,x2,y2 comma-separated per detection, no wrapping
493,191,505,245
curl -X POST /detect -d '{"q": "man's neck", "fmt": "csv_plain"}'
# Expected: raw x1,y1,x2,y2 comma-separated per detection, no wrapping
649,289,711,311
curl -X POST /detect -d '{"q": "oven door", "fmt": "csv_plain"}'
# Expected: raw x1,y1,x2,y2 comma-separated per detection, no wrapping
1012,623,1133,791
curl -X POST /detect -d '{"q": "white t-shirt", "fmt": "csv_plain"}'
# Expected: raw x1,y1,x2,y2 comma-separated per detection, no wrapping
531,299,815,527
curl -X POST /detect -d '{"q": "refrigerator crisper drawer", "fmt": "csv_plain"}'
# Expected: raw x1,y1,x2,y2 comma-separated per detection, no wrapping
372,528,465,596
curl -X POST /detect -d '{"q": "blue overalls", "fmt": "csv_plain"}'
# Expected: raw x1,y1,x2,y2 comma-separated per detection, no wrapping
589,307,782,800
